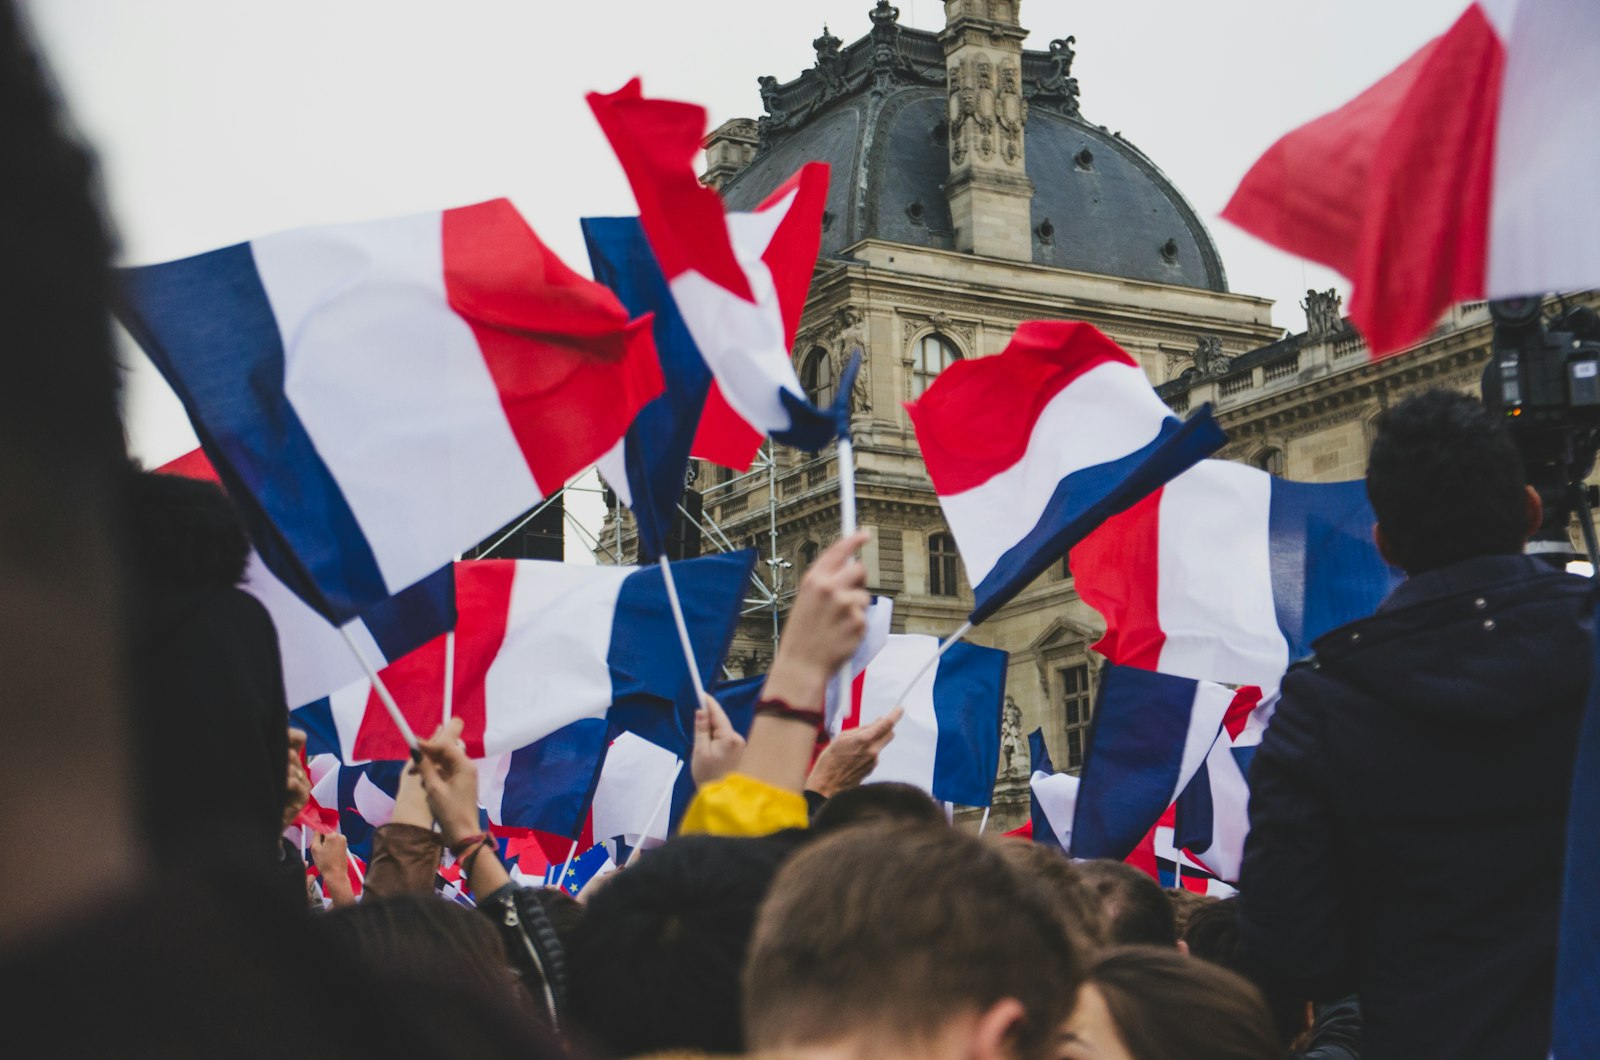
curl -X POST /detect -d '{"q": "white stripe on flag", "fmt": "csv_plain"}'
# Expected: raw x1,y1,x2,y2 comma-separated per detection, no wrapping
591,732,680,844
255,211,540,593
1171,681,1237,806
1156,461,1287,687
855,635,942,794
481,563,632,755
936,360,1174,588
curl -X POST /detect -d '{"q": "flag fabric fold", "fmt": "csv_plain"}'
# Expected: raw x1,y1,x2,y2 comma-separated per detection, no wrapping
907,321,1226,625
1069,665,1245,862
1028,728,1079,851
1172,689,1276,885
1223,0,1600,354
835,633,1007,808
476,718,612,840
588,78,835,464
120,199,664,623
1070,461,1398,689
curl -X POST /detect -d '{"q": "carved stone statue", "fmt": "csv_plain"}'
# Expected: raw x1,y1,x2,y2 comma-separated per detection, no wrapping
948,60,973,164
1193,336,1231,377
813,25,848,98
757,75,788,123
1031,36,1082,118
1000,697,1026,778
1301,288,1345,340
997,60,1026,164
975,59,997,160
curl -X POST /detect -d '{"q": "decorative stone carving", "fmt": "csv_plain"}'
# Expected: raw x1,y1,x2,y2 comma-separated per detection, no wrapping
757,75,788,125
975,59,997,161
813,25,849,100
868,0,917,88
1029,35,1082,117
997,59,1026,164
1000,696,1027,778
1193,335,1231,377
1302,288,1345,340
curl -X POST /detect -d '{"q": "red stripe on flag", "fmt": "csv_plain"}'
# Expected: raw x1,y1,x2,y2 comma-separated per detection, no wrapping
690,380,764,471
441,199,665,496
758,162,830,347
587,79,753,300
352,560,515,761
905,321,1140,494
1070,487,1167,671
1222,5,1503,354
156,448,221,484
1222,685,1264,741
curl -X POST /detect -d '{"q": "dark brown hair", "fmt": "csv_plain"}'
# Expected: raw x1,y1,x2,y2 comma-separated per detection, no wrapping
993,837,1108,951
1083,946,1280,1060
744,823,1084,1059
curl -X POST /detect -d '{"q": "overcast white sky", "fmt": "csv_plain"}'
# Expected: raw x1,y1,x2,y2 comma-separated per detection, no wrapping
24,0,1465,555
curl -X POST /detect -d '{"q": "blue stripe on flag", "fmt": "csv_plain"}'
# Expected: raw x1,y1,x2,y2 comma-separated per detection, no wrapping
500,718,612,839
1071,665,1207,860
583,217,708,562
1172,759,1216,857
117,244,387,622
929,641,1008,807
360,563,457,664
1028,728,1063,849
969,408,1226,624
1267,477,1400,662
336,760,403,862
291,697,340,759
605,551,757,755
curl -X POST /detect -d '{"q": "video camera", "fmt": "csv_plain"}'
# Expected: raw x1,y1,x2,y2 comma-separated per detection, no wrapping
1480,296,1600,563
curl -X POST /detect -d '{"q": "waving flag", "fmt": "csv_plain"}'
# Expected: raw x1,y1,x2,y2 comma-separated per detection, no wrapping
1028,729,1080,851
590,731,684,852
119,199,664,623
1071,461,1399,689
292,552,753,763
907,321,1225,625
1173,691,1276,885
1070,665,1247,862
159,449,457,709
477,718,612,840
293,753,403,865
556,843,618,898
836,634,1007,807
826,596,895,731
588,79,835,465
1126,806,1238,897
1223,1,1600,354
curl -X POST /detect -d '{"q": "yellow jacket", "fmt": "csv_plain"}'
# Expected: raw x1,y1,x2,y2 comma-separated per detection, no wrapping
679,773,808,837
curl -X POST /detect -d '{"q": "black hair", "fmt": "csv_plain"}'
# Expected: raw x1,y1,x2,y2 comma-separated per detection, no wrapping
1075,860,1177,947
810,780,947,834
128,469,252,588
1182,898,1309,1047
1366,389,1529,574
564,831,806,1057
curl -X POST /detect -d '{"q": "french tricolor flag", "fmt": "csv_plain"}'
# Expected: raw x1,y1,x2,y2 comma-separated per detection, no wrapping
1173,690,1277,885
1070,461,1399,689
119,199,664,623
907,322,1225,625
836,634,1007,808
1028,728,1080,851
1069,665,1248,862
477,718,611,840
1223,0,1600,354
1126,806,1237,897
292,552,752,763
588,80,836,466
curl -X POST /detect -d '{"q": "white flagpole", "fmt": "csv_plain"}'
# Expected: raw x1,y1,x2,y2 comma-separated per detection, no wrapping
976,805,991,836
658,556,707,704
554,837,580,890
626,759,685,867
832,429,859,717
339,625,420,754
347,850,365,886
1173,857,1183,892
442,630,456,724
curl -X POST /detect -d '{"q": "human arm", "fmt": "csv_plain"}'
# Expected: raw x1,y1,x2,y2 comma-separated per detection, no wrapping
805,706,902,798
691,692,747,787
364,764,445,898
310,831,357,908
415,718,510,897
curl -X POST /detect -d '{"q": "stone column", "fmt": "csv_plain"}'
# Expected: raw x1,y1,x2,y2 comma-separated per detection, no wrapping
941,0,1034,260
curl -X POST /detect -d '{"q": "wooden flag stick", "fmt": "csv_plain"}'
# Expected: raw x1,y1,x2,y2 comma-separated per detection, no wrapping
889,620,973,710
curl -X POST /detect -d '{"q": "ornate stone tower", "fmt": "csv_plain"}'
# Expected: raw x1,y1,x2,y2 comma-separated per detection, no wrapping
941,0,1034,260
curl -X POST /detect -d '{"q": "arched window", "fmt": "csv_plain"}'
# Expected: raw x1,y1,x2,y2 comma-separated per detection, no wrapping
799,540,819,570
928,531,959,597
912,333,960,398
1253,447,1285,477
802,347,835,408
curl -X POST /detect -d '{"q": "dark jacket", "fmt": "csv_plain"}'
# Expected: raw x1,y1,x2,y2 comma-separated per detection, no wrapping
1240,553,1594,1060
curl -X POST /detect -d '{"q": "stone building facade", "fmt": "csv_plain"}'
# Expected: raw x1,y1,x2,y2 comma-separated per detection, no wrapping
601,0,1594,831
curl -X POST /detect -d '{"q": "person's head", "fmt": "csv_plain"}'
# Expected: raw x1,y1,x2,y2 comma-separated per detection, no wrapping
1061,946,1279,1060
1075,861,1176,948
321,894,522,1009
745,823,1085,1060
809,780,946,833
127,469,250,589
994,838,1108,951
1181,899,1312,1048
564,832,804,1057
1163,887,1214,940
1366,388,1537,574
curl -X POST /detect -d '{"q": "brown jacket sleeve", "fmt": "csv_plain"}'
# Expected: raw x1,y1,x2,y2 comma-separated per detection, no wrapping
364,823,444,898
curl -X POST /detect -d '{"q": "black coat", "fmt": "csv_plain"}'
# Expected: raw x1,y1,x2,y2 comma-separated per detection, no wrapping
1239,554,1594,1060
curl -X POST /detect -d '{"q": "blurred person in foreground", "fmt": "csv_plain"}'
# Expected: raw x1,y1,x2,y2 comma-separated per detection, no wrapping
1240,389,1595,1059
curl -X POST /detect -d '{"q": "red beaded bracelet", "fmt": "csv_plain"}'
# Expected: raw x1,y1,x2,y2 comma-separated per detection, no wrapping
754,697,825,728
448,832,491,858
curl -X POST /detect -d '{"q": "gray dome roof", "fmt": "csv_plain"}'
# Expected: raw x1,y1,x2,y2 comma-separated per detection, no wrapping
719,18,1226,292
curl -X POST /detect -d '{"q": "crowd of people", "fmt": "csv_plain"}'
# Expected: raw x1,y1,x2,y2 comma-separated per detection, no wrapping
1,4,1588,1057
